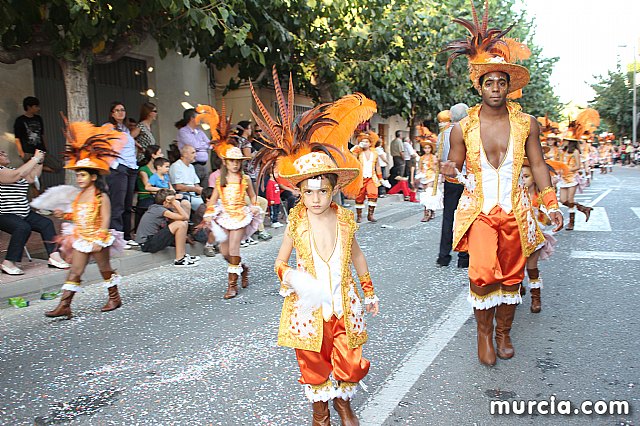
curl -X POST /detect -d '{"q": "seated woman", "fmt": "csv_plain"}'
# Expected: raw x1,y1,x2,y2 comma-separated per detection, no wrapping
0,149,69,275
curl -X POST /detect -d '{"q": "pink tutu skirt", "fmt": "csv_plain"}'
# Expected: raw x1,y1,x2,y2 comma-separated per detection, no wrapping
537,231,557,261
207,205,263,242
55,223,126,263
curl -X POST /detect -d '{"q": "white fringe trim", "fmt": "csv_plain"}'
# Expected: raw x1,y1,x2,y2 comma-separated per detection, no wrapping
364,295,379,306
104,273,122,288
62,283,83,292
209,220,228,243
528,278,543,289
368,200,377,207
468,292,522,310
355,204,365,209
335,382,359,400
227,264,243,276
304,383,335,402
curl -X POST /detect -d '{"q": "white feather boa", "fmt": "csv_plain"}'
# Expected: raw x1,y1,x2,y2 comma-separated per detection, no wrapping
30,185,80,213
284,269,332,311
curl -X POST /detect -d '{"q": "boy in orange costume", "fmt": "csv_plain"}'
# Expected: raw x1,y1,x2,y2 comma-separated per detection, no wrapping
353,131,383,223
442,1,562,366
253,68,380,425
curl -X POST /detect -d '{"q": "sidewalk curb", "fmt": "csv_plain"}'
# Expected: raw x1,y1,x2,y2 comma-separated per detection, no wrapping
0,246,189,308
1,193,407,308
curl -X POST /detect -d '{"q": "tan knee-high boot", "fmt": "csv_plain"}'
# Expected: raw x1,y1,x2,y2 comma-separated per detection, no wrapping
575,203,593,222
239,257,249,288
312,401,330,426
355,208,363,223
224,257,240,299
527,268,541,313
100,271,122,312
333,398,359,426
45,286,77,319
473,307,497,366
367,205,377,222
495,303,517,359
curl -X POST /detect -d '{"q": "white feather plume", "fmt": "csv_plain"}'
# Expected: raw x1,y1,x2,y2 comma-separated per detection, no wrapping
30,185,80,213
285,269,331,311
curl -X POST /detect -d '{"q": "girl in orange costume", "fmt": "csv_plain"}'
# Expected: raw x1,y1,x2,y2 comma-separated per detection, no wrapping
558,139,592,230
196,103,262,300
254,68,380,425
44,122,127,319
521,159,560,313
417,140,439,221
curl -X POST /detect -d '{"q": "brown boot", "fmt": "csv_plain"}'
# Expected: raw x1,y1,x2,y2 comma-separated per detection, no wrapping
429,209,435,220
312,401,331,426
355,208,363,223
495,303,517,359
565,212,575,230
575,203,593,222
421,208,430,222
367,205,377,222
473,307,496,366
240,261,249,289
530,288,541,313
100,271,122,312
333,398,359,426
45,289,75,319
527,268,541,313
224,258,240,299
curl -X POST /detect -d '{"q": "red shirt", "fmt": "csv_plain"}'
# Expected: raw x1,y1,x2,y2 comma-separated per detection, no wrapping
265,179,282,205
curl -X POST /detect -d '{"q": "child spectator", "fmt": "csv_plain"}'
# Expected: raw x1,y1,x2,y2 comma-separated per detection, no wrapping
135,189,199,267
147,157,191,213
265,177,283,228
192,187,217,257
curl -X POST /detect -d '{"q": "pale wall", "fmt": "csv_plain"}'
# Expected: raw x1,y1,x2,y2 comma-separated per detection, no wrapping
129,39,212,152
0,60,35,164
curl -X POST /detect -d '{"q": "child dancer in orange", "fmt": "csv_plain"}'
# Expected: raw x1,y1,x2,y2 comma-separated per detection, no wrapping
44,122,127,319
198,104,262,299
253,69,380,425
417,140,440,222
521,159,559,313
353,131,382,223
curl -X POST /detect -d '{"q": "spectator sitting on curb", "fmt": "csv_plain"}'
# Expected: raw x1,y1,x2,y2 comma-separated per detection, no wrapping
135,189,200,267
147,157,191,213
192,187,217,257
170,145,203,213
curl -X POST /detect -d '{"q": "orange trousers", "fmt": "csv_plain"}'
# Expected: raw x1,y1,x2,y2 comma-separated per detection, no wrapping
355,178,378,206
467,206,526,287
295,315,370,386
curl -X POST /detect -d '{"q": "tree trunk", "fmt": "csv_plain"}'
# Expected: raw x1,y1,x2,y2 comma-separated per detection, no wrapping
59,59,90,183
59,58,90,122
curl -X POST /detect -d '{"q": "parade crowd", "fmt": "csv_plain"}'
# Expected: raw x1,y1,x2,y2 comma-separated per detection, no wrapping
0,2,634,424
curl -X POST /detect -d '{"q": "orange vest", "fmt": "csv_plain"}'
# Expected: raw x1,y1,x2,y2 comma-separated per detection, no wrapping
278,202,369,351
453,102,544,257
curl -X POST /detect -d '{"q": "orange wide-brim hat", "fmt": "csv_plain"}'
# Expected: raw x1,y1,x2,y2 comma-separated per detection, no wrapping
470,60,530,94
279,151,360,189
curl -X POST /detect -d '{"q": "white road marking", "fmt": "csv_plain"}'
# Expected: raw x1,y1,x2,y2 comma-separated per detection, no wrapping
631,208,640,220
572,207,611,232
571,251,640,261
588,188,612,207
359,290,471,425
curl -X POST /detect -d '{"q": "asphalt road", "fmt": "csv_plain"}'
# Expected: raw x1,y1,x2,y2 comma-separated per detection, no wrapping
0,166,638,426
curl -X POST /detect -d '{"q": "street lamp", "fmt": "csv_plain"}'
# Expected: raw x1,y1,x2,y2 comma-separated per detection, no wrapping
618,44,638,145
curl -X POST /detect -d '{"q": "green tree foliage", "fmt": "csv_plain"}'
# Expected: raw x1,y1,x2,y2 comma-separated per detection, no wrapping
590,65,634,137
0,0,265,120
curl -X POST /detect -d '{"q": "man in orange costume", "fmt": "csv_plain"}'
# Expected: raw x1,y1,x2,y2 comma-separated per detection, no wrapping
441,1,563,366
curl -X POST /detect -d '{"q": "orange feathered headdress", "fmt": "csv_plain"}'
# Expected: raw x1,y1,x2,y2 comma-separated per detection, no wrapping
252,67,376,197
356,131,380,146
574,108,600,141
443,0,530,95
62,117,126,175
194,102,243,159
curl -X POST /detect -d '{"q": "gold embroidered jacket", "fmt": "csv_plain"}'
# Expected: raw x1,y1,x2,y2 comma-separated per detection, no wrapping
453,102,544,257
277,202,373,352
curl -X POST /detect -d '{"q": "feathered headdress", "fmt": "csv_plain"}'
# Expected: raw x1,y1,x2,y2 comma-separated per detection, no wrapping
356,130,380,146
62,116,126,175
443,0,530,95
252,67,376,197
195,102,250,160
574,108,600,141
